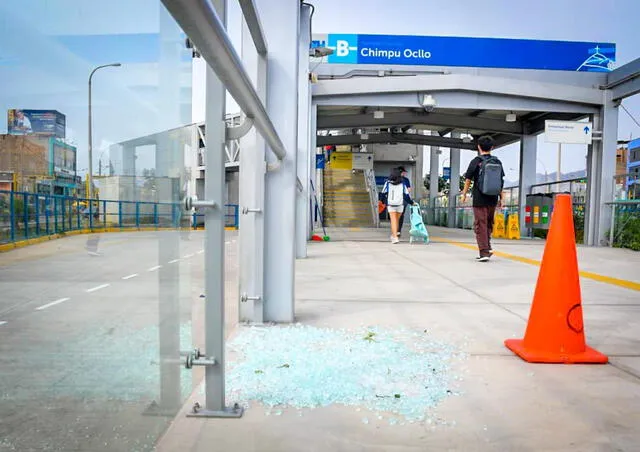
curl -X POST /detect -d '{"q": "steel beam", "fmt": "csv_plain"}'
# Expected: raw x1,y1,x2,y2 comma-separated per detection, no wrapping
610,76,640,102
160,0,286,161
313,73,605,105
317,132,478,150
606,57,640,87
238,0,268,55
317,111,523,135
606,57,640,100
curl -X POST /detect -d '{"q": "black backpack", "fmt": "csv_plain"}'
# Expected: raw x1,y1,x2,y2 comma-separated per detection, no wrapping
477,156,503,196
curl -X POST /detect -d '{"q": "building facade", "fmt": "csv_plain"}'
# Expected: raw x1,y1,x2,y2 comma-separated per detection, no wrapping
0,134,78,195
628,138,640,198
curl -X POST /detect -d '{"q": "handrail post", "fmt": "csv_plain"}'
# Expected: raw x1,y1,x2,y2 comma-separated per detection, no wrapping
23,193,28,239
35,195,40,236
45,196,50,236
54,198,58,233
89,198,94,230
9,191,15,242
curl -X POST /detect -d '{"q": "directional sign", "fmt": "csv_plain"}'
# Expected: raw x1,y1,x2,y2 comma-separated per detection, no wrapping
352,153,373,170
312,34,616,72
544,120,593,145
443,166,451,181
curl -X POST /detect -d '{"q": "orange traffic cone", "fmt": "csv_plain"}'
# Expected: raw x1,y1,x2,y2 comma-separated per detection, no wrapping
504,194,607,364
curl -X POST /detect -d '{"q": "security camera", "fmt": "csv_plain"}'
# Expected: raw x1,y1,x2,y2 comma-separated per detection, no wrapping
422,94,436,112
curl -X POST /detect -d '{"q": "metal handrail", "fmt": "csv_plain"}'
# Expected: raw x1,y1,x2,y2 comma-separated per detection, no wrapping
363,169,380,228
529,177,586,190
160,0,286,161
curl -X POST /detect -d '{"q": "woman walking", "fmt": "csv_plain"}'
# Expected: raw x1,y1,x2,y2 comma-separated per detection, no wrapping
382,167,413,244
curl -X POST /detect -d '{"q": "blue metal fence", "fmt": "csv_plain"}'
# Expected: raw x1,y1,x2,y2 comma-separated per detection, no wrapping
0,190,239,245
191,205,239,230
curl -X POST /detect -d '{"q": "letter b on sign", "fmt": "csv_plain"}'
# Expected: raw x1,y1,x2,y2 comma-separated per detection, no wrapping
336,40,350,57
327,34,358,64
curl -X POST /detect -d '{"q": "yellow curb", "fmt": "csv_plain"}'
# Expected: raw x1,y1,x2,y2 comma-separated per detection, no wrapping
432,236,640,292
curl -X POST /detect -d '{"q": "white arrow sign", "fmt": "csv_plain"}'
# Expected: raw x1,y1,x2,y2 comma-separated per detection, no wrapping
545,120,593,145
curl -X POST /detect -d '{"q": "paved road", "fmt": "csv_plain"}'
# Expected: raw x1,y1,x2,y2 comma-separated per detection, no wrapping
0,230,237,452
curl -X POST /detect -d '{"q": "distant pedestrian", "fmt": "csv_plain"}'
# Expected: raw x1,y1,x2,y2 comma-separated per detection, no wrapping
396,166,412,237
382,167,413,244
461,135,504,262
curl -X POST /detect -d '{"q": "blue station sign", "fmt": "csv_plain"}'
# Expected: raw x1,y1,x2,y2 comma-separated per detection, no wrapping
311,34,615,72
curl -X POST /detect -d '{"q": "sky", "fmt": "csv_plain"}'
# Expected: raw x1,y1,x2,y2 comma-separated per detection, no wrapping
194,0,640,182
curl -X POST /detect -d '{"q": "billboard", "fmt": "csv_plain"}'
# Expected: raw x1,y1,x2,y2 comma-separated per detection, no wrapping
311,34,616,72
51,139,76,176
7,109,66,138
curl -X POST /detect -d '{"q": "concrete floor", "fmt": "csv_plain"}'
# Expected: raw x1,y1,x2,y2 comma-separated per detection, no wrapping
157,226,640,452
0,230,237,452
1,227,639,451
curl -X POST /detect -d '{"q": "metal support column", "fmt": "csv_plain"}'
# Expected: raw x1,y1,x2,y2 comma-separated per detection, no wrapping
295,4,312,259
519,134,537,232
427,134,440,226
585,111,599,246
590,90,619,246
260,0,300,322
308,102,318,238
447,134,460,228
191,0,242,417
429,136,439,205
415,143,425,200
238,16,267,324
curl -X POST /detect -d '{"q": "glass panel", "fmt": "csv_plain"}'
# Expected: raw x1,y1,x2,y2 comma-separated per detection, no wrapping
0,1,196,451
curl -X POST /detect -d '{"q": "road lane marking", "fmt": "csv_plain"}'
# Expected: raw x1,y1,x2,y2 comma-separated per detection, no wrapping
0,321,7,326
36,298,70,311
86,284,110,293
183,253,194,259
168,259,180,264
148,265,162,272
197,250,204,254
225,241,231,244
122,273,138,280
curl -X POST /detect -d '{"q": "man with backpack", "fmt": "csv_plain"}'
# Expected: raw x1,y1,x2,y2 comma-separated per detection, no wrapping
461,135,504,262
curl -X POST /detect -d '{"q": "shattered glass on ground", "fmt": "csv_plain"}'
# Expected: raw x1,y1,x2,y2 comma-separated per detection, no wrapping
225,324,465,424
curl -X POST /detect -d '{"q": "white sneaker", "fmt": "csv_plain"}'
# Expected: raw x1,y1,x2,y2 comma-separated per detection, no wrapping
392,236,400,244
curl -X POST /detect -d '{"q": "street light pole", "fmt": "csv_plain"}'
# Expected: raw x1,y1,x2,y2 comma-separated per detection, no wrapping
556,143,562,182
537,158,549,183
88,63,121,200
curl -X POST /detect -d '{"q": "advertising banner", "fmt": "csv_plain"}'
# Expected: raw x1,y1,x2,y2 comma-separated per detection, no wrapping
51,140,76,176
8,109,66,138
